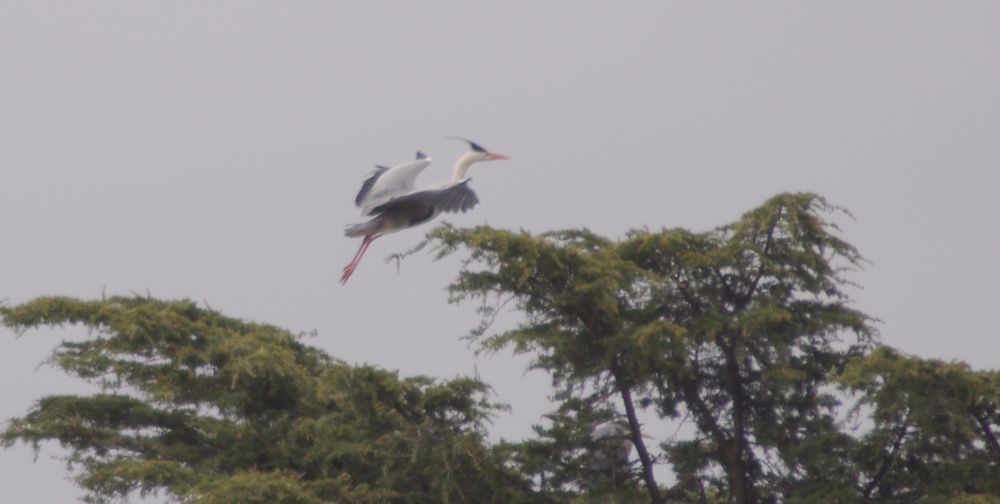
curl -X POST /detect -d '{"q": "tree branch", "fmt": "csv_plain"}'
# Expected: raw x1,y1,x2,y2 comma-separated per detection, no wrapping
862,414,909,500
743,206,783,306
614,366,665,504
718,329,756,504
672,368,756,503
972,409,1000,462
673,274,704,315
712,267,741,306
676,376,727,448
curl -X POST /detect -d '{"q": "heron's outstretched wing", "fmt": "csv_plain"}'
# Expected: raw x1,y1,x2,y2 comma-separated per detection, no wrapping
354,165,390,206
358,154,433,213
371,179,479,215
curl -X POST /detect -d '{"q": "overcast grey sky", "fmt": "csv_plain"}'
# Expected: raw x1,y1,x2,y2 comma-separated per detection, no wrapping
3,2,999,501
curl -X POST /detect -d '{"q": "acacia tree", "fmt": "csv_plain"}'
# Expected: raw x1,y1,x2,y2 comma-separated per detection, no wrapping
0,296,540,503
417,193,874,503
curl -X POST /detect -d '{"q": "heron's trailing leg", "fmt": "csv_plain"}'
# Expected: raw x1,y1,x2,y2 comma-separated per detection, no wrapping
340,234,378,284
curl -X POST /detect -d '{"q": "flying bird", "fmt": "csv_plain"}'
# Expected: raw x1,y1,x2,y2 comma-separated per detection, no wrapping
340,139,509,284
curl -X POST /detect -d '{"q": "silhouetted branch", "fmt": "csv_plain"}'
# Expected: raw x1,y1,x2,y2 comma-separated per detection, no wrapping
863,413,910,500
972,410,1000,461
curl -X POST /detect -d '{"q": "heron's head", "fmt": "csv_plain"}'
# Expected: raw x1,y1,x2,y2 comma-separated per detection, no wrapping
451,138,509,163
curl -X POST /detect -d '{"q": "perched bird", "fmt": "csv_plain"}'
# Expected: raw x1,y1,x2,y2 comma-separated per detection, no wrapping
587,420,655,474
340,139,509,284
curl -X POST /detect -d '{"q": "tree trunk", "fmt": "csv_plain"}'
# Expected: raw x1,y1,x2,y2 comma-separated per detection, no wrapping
972,410,1000,462
862,416,909,500
719,331,757,504
616,369,665,504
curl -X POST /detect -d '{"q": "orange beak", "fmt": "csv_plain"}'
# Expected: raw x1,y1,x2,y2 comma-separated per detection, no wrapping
487,152,510,160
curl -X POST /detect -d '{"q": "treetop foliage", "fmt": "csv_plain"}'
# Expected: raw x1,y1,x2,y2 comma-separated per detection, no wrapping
4,192,1000,503
1,296,537,503
840,346,1000,502
410,192,999,503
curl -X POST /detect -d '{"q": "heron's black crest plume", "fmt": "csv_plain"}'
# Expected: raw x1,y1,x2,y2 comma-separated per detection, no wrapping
447,137,487,153
415,151,428,160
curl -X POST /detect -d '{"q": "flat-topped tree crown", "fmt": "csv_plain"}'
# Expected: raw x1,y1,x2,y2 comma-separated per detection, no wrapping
0,296,538,504
417,192,875,504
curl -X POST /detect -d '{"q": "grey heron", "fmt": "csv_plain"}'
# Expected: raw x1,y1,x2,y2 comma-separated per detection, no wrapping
340,139,508,284
587,420,655,473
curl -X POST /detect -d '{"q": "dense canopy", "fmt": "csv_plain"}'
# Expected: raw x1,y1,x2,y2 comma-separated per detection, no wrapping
0,296,537,503
4,193,1000,503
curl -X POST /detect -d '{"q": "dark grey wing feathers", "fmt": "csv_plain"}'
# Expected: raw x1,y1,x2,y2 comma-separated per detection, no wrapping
446,181,479,212
354,165,390,207
370,180,479,215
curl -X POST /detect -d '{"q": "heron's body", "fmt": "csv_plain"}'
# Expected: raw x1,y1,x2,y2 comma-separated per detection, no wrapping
586,419,655,478
340,140,508,284
588,421,635,473
345,180,473,238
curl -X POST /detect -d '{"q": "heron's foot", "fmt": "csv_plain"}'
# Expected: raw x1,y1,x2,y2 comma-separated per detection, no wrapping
340,263,356,285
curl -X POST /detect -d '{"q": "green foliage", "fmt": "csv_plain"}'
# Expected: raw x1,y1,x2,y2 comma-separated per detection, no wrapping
841,346,1000,502
416,192,999,503
6,192,1000,503
1,296,538,503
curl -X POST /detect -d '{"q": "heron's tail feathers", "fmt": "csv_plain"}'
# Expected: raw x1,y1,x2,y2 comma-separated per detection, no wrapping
344,219,380,238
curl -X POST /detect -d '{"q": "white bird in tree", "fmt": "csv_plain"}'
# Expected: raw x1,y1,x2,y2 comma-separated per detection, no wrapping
587,420,655,474
340,139,509,284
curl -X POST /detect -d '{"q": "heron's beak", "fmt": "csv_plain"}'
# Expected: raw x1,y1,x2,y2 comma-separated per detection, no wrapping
487,152,510,160
640,433,655,440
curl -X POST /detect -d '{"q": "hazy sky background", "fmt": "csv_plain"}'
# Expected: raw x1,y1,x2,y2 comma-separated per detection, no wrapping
3,2,999,501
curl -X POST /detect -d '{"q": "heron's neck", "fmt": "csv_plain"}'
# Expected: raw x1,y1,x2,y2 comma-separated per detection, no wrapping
451,152,477,181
